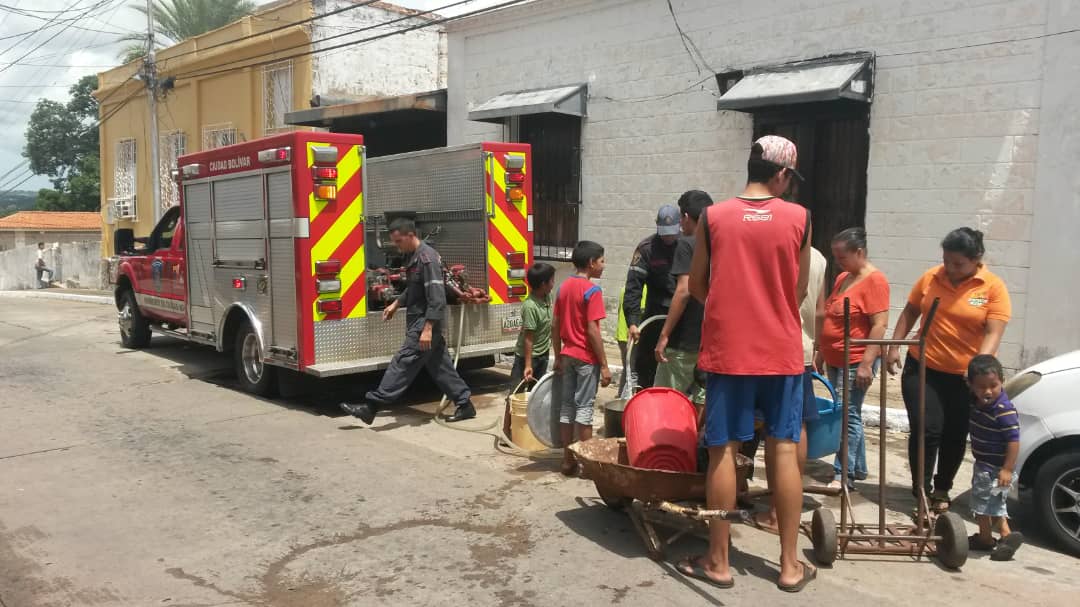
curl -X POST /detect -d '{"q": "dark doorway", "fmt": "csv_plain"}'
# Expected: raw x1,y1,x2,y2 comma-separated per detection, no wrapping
517,113,581,260
753,102,870,283
330,110,446,158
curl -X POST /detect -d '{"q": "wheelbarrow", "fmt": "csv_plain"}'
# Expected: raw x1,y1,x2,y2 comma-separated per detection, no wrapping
570,437,752,561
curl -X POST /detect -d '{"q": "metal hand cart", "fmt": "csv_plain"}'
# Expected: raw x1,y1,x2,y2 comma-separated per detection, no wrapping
809,297,968,568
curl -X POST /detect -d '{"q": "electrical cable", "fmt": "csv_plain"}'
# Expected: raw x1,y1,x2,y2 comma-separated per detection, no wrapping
171,0,529,82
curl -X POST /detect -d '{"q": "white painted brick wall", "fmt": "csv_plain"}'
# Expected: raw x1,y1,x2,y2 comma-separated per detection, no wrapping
446,0,1066,369
312,0,444,100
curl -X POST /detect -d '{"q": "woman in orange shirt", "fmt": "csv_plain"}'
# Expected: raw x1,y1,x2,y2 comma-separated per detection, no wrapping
886,228,1011,514
816,228,890,490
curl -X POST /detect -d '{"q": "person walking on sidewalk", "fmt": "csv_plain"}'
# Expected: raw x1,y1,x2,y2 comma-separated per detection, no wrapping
623,205,680,390
654,190,713,407
965,354,1024,561
340,218,477,425
817,228,890,490
680,135,816,592
886,227,1011,514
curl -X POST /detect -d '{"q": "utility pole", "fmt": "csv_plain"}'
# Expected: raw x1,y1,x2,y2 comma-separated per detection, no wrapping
144,0,162,223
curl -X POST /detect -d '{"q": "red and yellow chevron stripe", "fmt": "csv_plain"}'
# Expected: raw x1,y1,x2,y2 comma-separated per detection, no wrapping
307,142,366,320
486,148,530,304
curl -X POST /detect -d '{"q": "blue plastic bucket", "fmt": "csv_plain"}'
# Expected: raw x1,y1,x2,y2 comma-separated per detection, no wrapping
805,372,842,460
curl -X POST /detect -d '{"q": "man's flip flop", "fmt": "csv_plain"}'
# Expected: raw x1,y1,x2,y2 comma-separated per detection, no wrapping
990,532,1025,561
675,557,734,589
777,560,817,593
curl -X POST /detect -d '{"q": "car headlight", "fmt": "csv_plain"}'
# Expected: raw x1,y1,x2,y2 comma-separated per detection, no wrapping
1005,371,1042,399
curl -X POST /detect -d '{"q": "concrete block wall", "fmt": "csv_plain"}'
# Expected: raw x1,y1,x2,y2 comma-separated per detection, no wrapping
312,0,446,101
447,0,1069,369
0,242,105,291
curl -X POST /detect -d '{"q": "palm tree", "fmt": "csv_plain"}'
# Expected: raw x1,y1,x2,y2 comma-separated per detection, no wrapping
119,0,256,62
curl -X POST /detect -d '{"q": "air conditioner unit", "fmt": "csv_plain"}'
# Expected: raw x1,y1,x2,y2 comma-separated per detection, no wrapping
109,196,137,221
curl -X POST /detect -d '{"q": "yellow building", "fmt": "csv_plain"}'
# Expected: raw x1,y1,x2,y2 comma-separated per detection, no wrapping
94,0,447,257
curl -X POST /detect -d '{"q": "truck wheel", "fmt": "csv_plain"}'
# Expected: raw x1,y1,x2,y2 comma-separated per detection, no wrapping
234,324,277,397
1033,451,1080,556
118,289,151,349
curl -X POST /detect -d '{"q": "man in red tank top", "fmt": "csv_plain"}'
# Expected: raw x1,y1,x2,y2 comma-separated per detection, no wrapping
679,135,816,592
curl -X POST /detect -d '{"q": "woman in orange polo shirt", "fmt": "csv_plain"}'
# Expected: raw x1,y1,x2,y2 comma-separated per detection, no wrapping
886,228,1011,514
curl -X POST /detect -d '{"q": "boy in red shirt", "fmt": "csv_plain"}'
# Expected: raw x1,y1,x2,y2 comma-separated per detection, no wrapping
552,240,612,475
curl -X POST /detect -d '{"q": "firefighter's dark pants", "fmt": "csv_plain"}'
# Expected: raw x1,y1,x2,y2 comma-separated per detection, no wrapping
365,316,471,409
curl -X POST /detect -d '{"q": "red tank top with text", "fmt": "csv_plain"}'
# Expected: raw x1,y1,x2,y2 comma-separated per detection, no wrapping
698,197,808,375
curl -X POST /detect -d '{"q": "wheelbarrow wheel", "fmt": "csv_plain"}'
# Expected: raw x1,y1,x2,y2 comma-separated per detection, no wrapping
599,491,632,510
934,512,968,570
811,508,838,565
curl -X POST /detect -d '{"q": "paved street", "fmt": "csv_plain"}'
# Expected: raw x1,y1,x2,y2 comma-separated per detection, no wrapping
1,296,1078,607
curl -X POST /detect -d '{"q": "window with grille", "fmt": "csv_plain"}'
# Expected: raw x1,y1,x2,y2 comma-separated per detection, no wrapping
202,123,238,150
112,138,137,220
159,131,185,212
264,60,293,132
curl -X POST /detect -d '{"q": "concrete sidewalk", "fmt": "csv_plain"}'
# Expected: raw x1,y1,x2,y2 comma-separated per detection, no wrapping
0,288,111,305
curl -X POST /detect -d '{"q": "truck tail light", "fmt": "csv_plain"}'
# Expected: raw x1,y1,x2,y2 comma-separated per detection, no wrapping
507,187,525,203
506,171,525,185
315,185,337,201
313,167,338,181
257,147,291,163
317,279,342,294
508,285,528,298
317,299,342,314
315,260,341,276
232,277,246,290
506,251,527,281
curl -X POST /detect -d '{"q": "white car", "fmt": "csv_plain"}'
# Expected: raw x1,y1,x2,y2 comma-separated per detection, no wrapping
1009,350,1080,555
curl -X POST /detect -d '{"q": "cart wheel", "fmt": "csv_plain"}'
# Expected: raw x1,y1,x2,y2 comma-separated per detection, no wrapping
811,508,838,565
599,493,632,510
934,512,968,570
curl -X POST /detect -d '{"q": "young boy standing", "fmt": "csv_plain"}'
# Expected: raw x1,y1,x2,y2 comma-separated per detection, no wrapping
503,262,557,438
967,354,1024,561
552,241,612,476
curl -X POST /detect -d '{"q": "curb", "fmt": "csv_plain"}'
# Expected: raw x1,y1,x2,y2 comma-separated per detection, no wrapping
0,290,112,305
861,405,910,433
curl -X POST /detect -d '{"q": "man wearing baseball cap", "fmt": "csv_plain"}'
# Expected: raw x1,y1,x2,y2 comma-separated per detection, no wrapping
682,135,816,592
622,204,680,390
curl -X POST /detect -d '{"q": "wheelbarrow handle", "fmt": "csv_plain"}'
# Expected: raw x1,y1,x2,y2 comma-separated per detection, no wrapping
654,501,751,523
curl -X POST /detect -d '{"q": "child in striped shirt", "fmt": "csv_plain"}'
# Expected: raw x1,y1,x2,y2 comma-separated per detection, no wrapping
967,354,1024,560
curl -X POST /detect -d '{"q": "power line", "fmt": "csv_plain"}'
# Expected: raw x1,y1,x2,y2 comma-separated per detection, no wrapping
156,0,386,67
665,0,715,76
0,0,120,76
172,0,522,82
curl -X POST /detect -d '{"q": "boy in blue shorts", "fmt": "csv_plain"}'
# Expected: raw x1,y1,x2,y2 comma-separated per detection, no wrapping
552,241,612,476
967,354,1024,561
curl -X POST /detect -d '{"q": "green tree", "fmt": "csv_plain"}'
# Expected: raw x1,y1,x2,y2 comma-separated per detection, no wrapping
23,75,101,212
120,0,256,61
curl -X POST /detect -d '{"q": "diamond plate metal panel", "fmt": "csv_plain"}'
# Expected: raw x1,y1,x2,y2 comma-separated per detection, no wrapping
365,145,484,216
213,176,264,221
269,238,297,349
311,303,522,366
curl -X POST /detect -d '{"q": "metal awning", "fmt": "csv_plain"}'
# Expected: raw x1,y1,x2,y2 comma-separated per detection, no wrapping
716,54,874,112
468,84,587,123
285,89,446,127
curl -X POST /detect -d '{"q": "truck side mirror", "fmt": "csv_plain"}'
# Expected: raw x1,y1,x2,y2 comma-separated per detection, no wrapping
114,229,135,255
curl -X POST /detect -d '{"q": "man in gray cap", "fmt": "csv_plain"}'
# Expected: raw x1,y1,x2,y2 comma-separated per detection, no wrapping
623,204,681,390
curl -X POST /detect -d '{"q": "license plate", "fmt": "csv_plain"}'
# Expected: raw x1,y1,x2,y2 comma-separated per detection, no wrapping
502,312,522,333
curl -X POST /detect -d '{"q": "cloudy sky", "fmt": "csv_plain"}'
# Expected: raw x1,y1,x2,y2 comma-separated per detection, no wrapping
0,0,508,192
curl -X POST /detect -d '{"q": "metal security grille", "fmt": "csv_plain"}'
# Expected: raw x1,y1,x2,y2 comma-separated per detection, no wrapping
112,138,137,220
159,131,185,212
517,113,580,260
264,60,293,133
202,123,238,150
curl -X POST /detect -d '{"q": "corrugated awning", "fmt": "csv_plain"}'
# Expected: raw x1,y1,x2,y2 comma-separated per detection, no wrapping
468,84,587,122
716,54,874,112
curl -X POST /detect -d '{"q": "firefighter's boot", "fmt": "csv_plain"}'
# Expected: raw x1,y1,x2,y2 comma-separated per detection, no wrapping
340,402,377,425
445,401,476,423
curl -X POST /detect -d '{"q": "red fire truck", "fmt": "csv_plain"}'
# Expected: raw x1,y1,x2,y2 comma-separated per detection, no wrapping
109,131,533,395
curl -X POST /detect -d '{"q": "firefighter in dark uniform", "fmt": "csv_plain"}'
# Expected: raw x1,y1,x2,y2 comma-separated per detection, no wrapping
340,218,477,425
623,204,681,390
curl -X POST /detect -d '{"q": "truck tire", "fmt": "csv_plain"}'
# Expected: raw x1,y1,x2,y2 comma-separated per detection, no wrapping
234,323,277,397
118,289,151,349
